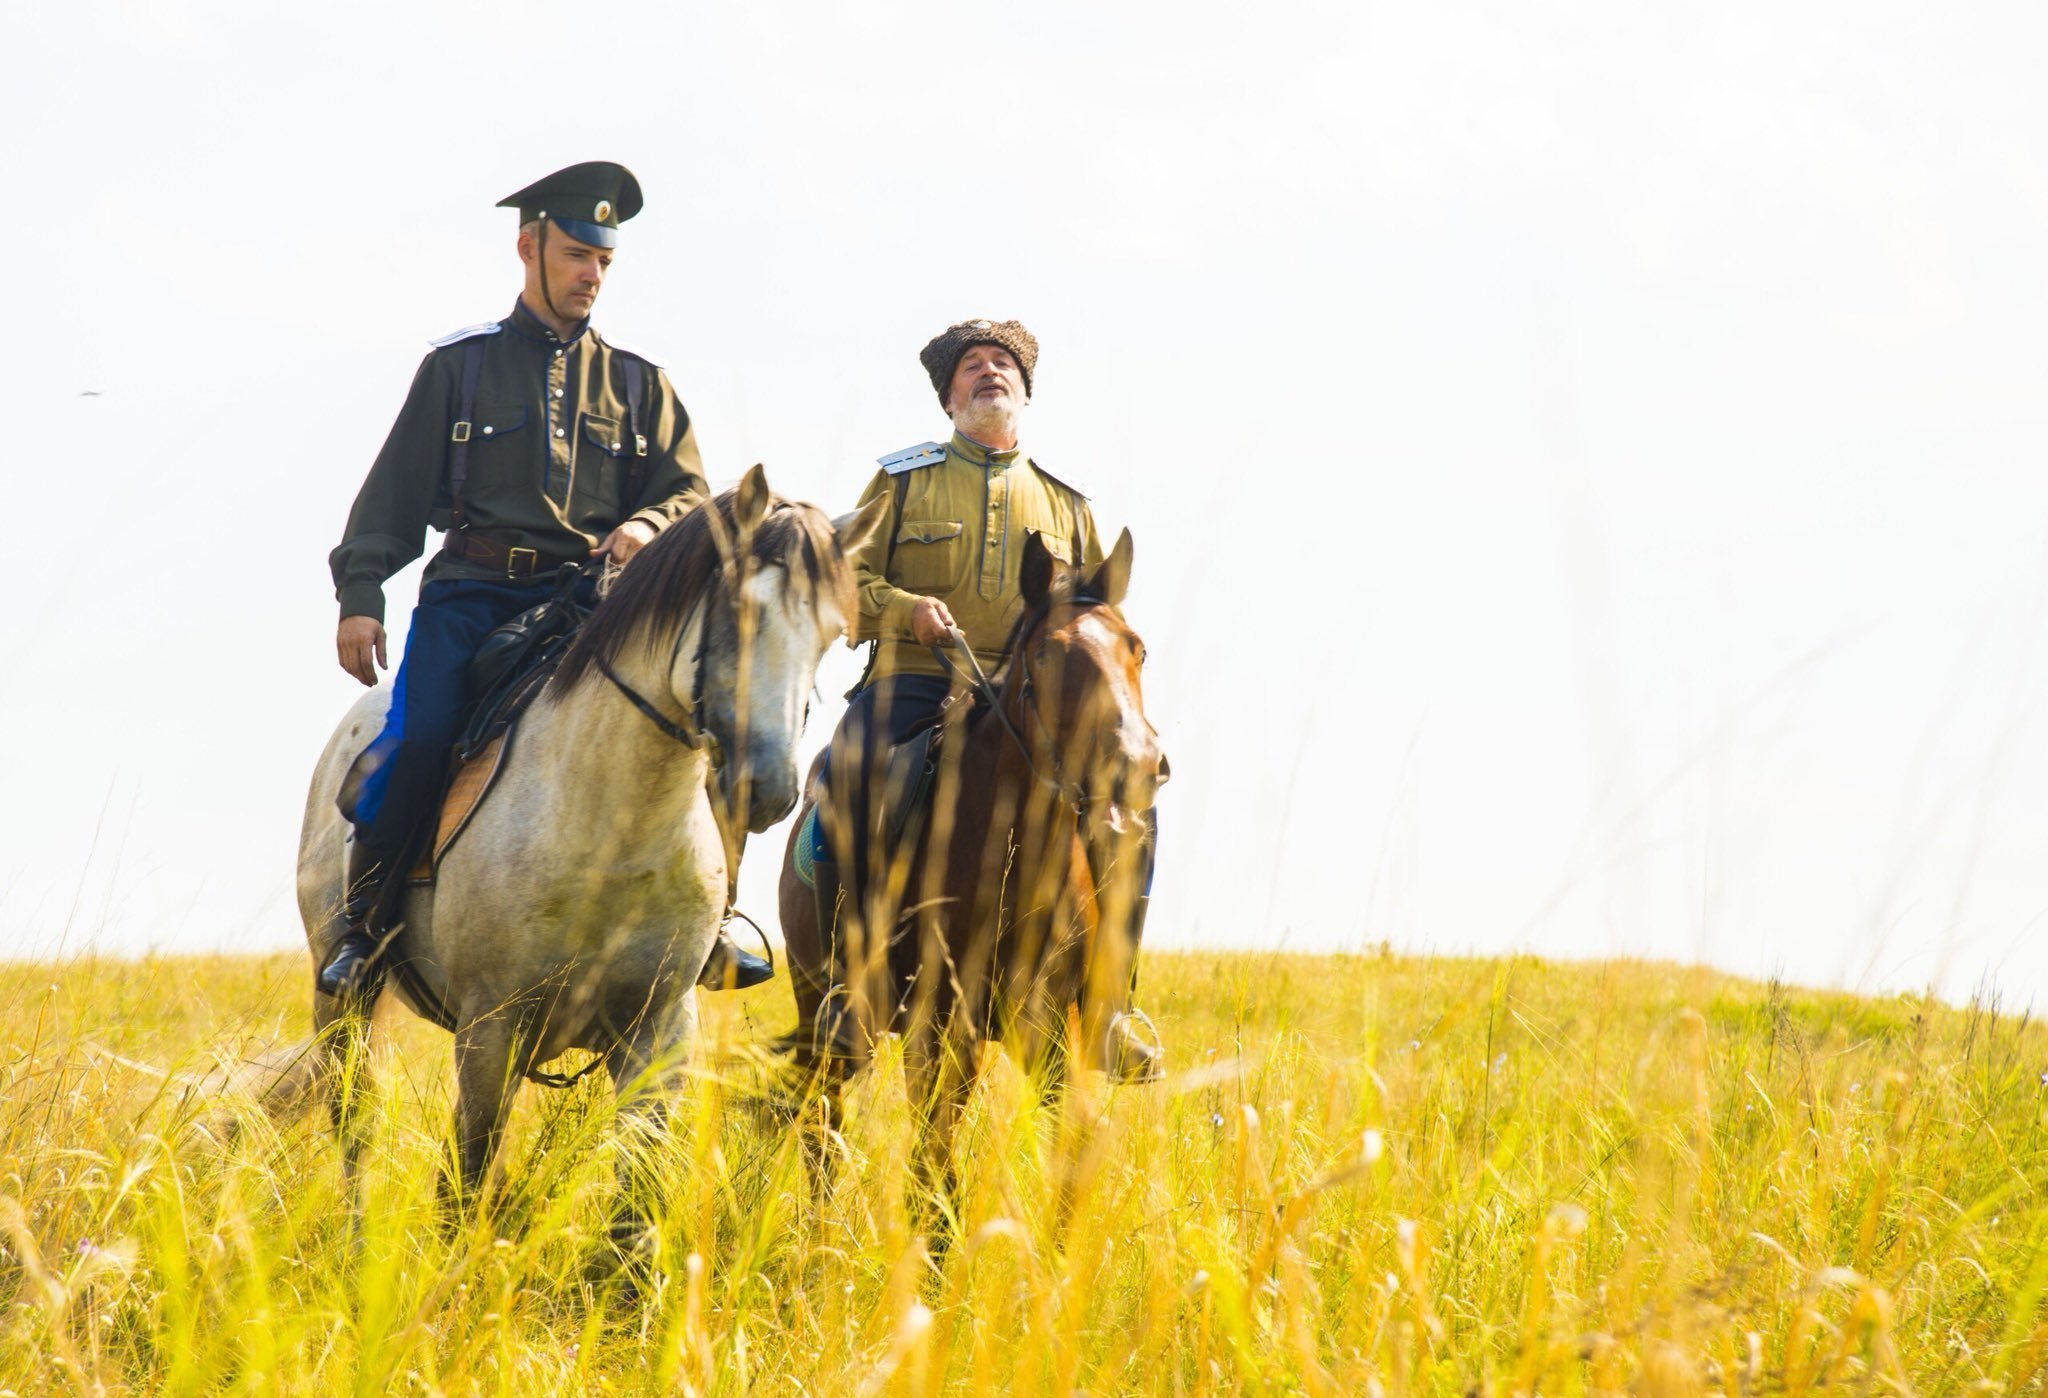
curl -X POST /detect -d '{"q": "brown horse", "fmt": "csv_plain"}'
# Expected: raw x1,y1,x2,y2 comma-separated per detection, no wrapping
776,529,1166,1181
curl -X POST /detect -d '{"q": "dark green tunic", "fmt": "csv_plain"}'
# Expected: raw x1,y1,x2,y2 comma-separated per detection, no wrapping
330,300,709,623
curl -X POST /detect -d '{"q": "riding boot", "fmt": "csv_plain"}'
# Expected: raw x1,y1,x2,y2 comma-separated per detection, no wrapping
809,859,867,1061
1086,824,1166,1084
316,838,392,1002
1098,890,1165,1084
696,927,775,990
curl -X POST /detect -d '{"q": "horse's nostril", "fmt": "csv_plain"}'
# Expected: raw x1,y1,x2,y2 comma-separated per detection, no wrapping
1155,751,1172,785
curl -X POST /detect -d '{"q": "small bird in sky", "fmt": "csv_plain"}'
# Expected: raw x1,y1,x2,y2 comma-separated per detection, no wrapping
78,390,103,397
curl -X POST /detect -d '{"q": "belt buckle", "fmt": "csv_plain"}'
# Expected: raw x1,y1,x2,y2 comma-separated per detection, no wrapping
507,546,538,578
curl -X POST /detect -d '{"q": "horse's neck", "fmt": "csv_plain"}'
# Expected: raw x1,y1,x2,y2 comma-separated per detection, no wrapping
954,696,1073,853
524,653,713,830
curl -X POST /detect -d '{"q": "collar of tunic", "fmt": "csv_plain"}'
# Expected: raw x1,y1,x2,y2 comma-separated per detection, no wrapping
946,430,1023,472
504,297,592,347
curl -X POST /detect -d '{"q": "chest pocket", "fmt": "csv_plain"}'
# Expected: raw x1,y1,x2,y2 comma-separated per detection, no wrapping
576,413,627,510
453,405,529,509
469,404,529,444
892,519,966,592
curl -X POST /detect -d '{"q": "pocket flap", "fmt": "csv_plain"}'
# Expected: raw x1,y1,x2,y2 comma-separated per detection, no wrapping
467,405,527,439
897,519,963,545
581,413,624,456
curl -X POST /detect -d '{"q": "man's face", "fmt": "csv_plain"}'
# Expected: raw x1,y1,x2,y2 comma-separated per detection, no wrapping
520,224,613,319
945,344,1026,417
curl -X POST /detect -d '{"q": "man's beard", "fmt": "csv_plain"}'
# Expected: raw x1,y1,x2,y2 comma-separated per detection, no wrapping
952,393,1021,444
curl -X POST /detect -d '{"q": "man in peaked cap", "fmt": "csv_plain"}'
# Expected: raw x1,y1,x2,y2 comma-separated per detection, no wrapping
317,161,774,1002
800,317,1167,1082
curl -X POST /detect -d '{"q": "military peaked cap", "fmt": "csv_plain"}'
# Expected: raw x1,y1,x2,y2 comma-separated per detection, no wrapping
497,161,643,249
920,318,1038,403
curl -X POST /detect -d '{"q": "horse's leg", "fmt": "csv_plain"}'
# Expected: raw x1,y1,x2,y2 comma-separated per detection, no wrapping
903,1017,973,1250
602,990,696,1261
312,989,375,1249
440,1011,524,1228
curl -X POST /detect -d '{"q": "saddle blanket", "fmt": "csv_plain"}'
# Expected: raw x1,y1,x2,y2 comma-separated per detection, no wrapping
406,731,511,884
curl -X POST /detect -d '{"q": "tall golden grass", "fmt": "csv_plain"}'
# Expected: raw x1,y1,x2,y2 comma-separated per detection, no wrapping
1,949,2043,1393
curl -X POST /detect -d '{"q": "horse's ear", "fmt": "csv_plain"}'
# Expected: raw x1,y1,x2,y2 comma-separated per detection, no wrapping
735,463,772,533
1021,530,1060,608
1082,528,1134,607
831,492,889,559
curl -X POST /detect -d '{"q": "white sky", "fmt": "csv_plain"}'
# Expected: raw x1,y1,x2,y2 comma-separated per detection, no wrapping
4,0,2046,1006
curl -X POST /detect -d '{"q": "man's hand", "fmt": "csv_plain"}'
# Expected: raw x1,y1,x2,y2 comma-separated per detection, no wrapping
910,596,959,647
337,616,387,687
593,518,657,566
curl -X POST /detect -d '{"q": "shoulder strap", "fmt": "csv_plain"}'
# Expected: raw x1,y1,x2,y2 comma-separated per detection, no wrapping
622,356,647,507
448,336,488,531
883,469,910,573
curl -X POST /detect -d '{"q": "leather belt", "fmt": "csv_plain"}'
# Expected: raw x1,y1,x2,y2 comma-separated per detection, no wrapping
441,530,585,579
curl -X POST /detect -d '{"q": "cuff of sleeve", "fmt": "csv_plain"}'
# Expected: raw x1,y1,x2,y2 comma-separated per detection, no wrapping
629,507,670,535
338,585,386,626
876,589,920,640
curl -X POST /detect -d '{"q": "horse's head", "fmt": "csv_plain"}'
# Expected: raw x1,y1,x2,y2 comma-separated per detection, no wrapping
693,466,887,830
1011,528,1169,836
551,466,886,834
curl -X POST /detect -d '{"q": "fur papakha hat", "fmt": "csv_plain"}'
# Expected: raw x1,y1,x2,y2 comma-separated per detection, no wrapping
920,318,1038,404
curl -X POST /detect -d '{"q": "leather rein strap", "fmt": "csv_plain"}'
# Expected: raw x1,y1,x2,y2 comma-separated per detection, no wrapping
931,625,1080,803
595,590,712,754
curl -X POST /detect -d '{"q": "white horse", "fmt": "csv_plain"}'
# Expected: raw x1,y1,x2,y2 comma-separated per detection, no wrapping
292,466,885,1237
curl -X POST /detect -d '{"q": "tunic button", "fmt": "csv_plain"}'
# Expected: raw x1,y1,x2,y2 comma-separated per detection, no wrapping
554,349,565,358
481,426,493,436
553,388,564,399
554,428,566,438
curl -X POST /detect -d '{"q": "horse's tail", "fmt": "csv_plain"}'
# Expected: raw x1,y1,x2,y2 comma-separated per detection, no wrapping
82,1034,332,1143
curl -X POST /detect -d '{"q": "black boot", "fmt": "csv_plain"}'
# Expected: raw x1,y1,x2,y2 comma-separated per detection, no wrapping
316,839,391,1002
1098,891,1164,1083
1087,825,1166,1084
697,927,774,990
808,859,866,1061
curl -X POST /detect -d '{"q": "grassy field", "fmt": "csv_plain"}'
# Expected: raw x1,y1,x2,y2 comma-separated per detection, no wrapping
1,949,2045,1394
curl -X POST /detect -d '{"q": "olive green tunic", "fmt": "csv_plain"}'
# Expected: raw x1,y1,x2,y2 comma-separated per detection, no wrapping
848,430,1104,682
330,300,709,623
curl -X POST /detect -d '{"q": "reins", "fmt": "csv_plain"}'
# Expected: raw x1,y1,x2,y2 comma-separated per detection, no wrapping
931,623,1090,807
592,559,717,756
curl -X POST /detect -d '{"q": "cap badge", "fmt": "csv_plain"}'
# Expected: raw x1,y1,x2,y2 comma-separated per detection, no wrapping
971,319,992,329
595,199,613,222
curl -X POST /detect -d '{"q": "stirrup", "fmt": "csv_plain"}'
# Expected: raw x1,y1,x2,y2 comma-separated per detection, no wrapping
698,915,775,990
1101,1007,1164,1084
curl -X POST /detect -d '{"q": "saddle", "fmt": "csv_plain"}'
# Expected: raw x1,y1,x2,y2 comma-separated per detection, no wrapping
796,711,948,890
404,573,593,884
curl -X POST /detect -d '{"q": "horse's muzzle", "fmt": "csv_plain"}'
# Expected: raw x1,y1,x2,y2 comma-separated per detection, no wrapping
720,760,801,834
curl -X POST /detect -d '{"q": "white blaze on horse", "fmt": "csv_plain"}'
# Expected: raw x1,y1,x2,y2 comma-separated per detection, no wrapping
291,466,886,1233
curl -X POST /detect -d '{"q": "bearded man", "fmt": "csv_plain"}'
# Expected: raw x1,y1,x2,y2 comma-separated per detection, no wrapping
806,318,1164,1080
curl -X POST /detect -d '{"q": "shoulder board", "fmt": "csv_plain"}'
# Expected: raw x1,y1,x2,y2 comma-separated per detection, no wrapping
1029,458,1090,499
428,321,503,348
878,441,947,474
600,334,664,368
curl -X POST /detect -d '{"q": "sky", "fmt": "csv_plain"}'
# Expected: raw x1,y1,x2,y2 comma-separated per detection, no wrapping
4,0,2047,1006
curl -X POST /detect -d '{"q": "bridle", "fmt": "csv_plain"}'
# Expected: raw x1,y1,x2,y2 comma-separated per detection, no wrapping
932,615,1105,810
595,579,715,757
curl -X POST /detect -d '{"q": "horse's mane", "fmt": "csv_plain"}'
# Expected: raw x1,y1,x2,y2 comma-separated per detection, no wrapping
986,570,1121,695
550,487,855,696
